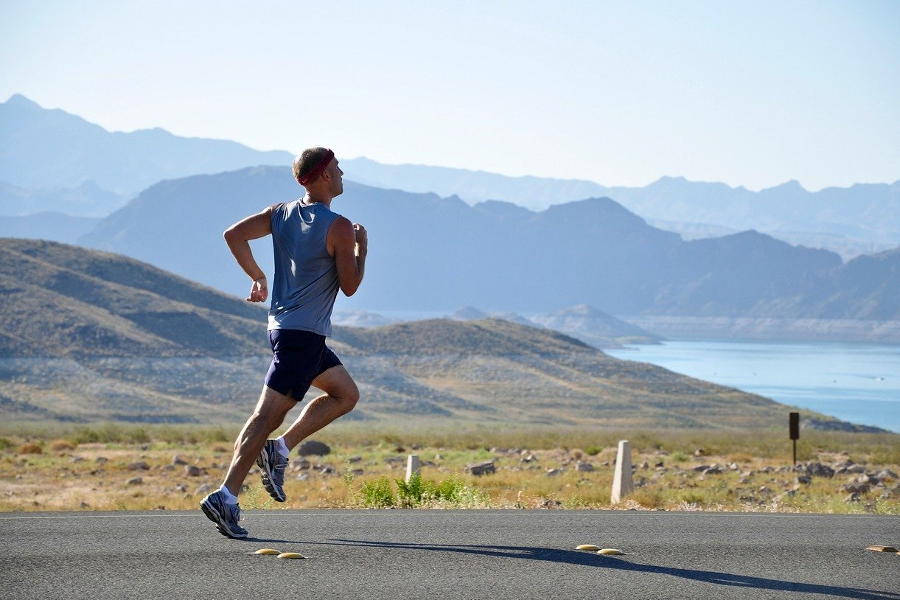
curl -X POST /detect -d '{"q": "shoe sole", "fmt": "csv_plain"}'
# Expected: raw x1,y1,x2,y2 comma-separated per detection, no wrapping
256,449,287,502
200,499,248,539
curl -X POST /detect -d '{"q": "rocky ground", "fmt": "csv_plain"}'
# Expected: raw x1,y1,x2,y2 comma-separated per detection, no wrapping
1,434,897,513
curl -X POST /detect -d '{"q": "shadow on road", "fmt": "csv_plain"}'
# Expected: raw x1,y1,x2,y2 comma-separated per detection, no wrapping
314,539,899,600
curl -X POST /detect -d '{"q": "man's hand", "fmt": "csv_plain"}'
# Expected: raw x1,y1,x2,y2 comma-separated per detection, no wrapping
354,223,368,254
247,276,268,303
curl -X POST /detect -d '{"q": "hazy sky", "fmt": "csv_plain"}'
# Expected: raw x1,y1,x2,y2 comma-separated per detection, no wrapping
2,0,898,190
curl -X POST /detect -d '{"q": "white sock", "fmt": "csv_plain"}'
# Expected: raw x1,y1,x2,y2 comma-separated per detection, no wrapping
219,485,238,504
275,436,290,457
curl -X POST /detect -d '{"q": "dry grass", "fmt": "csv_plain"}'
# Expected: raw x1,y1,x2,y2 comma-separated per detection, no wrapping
0,425,897,514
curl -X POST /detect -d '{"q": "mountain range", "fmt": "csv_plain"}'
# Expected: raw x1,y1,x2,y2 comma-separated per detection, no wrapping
2,94,897,260
4,238,875,430
342,157,900,258
71,166,899,342
0,94,291,197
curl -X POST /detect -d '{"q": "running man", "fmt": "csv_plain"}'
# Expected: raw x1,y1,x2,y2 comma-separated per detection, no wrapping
201,147,367,538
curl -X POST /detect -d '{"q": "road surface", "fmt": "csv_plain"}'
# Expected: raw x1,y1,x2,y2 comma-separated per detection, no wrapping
1,510,898,599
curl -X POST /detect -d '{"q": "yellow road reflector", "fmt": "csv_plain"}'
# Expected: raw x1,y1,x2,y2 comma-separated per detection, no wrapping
576,544,600,551
597,548,626,555
866,545,898,553
277,552,306,559
254,548,280,555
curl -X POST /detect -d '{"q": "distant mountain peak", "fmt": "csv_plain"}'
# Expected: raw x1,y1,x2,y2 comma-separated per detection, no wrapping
4,93,41,109
765,179,807,193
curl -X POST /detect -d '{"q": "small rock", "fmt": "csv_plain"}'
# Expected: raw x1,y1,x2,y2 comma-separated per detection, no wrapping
844,492,861,503
126,477,143,486
545,468,563,477
127,461,150,471
174,484,187,493
703,466,723,475
841,483,870,494
80,501,90,509
538,498,562,509
95,456,108,464
575,462,594,472
521,454,537,463
640,461,650,469
296,473,309,481
876,469,897,480
803,462,835,478
172,455,188,465
347,456,362,463
296,440,331,456
350,469,364,476
846,464,866,474
70,456,85,463
693,465,711,472
694,448,706,457
184,465,202,477
394,446,405,453
467,461,496,476
727,463,739,471
162,464,175,471
796,475,812,485
195,483,214,495
738,476,750,484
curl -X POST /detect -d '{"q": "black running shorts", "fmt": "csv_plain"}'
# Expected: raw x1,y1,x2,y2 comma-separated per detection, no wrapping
264,329,342,400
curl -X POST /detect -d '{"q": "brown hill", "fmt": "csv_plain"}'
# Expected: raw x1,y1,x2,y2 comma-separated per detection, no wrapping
1,238,869,429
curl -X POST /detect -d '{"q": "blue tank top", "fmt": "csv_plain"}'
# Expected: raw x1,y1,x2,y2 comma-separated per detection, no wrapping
267,200,342,336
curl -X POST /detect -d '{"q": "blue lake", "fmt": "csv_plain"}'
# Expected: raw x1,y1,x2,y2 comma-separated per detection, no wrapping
605,340,900,433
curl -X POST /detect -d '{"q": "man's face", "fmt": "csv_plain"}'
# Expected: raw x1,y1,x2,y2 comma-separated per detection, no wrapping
327,159,344,197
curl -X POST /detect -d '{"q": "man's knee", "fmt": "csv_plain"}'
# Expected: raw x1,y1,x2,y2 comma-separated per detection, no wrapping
335,381,359,414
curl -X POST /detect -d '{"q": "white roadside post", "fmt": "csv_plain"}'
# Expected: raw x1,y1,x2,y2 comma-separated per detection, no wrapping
610,440,634,503
406,454,420,483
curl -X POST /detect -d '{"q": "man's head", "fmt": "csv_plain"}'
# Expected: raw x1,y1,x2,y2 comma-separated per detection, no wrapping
292,147,343,198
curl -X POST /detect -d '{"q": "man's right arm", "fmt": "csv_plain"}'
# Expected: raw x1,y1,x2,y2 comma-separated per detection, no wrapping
329,217,367,297
223,206,274,302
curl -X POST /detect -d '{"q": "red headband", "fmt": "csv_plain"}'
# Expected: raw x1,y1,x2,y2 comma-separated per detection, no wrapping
298,149,335,185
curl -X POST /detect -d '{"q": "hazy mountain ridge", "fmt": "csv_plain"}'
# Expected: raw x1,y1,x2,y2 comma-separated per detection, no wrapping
0,94,291,198
342,157,900,258
0,238,855,429
73,167,899,335
3,96,896,261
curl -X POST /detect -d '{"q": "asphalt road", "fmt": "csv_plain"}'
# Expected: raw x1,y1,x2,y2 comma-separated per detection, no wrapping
1,510,898,599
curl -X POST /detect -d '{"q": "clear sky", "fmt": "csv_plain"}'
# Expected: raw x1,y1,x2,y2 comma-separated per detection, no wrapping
2,0,898,190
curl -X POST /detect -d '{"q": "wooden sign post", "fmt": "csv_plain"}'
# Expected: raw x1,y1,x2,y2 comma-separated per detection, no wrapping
789,412,799,466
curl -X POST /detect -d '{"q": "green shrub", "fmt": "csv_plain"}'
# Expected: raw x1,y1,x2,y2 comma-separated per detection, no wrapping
396,472,426,507
0,437,11,451
671,451,688,462
360,477,395,508
584,446,603,456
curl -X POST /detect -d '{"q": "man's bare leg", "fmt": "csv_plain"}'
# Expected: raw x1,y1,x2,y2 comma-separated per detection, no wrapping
222,386,295,495
280,365,359,450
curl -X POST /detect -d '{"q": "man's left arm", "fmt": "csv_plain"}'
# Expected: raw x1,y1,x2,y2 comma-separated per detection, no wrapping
223,206,274,302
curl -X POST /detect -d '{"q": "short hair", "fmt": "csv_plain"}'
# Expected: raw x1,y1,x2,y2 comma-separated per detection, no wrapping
292,147,333,185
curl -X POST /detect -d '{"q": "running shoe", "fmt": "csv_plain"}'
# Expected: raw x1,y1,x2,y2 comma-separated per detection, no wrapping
256,439,288,502
200,490,248,538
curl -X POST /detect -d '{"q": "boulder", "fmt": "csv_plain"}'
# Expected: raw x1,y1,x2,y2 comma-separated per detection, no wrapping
127,461,150,471
195,483,214,495
803,462,835,478
467,461,496,476
296,440,331,456
184,465,202,477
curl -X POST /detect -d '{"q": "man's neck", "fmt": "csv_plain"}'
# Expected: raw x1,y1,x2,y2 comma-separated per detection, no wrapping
303,193,333,207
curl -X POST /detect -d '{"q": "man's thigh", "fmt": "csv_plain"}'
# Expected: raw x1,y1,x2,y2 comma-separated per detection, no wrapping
310,365,358,400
